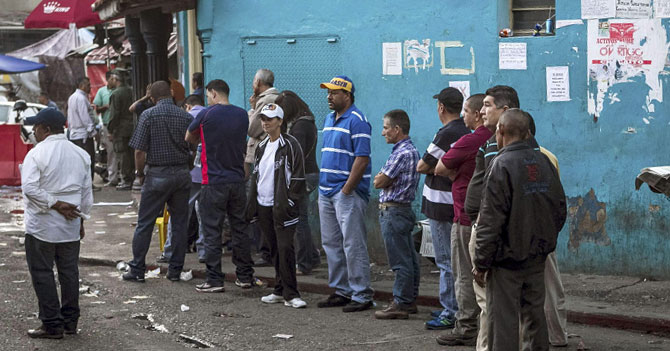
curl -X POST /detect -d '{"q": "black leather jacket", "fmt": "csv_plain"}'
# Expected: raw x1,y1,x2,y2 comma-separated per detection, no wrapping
474,140,567,271
246,133,305,227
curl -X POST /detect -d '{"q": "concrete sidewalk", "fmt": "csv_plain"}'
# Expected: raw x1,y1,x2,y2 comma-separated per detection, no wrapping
3,185,670,336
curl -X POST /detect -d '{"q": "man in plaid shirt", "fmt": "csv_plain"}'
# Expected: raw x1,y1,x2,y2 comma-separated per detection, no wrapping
373,109,421,320
122,81,194,283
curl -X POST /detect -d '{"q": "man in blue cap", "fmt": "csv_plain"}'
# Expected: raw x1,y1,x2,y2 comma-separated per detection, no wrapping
316,75,374,312
21,107,93,339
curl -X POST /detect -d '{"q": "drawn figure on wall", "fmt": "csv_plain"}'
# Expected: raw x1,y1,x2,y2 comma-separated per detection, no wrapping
404,39,432,73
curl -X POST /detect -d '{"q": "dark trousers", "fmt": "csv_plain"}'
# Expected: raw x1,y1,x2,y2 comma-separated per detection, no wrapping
487,258,549,351
113,136,134,183
200,182,254,286
25,234,80,331
257,205,300,300
245,166,270,262
71,138,95,181
295,172,320,272
128,166,191,276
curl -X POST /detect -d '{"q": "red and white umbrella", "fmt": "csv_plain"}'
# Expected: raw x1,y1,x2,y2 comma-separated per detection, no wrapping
24,0,101,29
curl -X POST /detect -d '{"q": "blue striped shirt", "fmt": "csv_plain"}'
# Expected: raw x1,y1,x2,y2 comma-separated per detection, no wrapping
379,138,420,203
319,104,372,200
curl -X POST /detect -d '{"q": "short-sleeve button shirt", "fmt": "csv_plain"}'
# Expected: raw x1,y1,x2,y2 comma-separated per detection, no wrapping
379,137,420,203
319,104,372,200
129,98,193,166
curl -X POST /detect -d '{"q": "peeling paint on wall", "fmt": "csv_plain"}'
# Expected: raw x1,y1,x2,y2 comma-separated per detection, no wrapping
587,19,670,118
567,189,612,251
404,39,432,73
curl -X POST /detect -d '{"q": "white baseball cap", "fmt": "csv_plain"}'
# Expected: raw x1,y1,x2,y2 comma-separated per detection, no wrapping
260,103,284,119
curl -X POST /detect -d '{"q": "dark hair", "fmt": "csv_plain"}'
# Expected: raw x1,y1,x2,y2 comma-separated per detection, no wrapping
500,108,530,138
205,79,230,96
527,111,536,136
40,124,65,135
38,92,49,98
485,85,520,109
105,71,112,79
184,94,204,106
192,72,203,87
349,92,355,104
275,90,314,124
384,109,411,134
150,80,172,100
78,77,90,87
465,93,485,113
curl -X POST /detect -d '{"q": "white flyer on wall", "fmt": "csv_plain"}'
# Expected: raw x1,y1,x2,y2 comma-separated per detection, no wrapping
616,0,652,18
448,81,470,101
382,42,403,75
499,42,527,70
654,0,670,18
546,66,571,102
582,0,616,19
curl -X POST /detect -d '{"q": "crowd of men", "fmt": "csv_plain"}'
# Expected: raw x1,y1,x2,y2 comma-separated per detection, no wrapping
21,67,568,350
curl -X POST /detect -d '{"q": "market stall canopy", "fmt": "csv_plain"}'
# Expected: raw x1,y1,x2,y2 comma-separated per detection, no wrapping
25,0,101,29
93,0,195,20
0,55,46,74
635,167,670,196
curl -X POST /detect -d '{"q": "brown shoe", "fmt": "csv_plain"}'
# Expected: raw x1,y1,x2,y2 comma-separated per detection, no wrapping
374,302,409,319
406,301,418,314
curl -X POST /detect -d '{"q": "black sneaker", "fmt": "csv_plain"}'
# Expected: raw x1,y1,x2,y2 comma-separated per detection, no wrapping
317,293,351,308
254,257,272,267
27,326,63,339
64,322,77,335
166,271,180,282
342,300,374,313
195,282,224,293
156,255,169,263
122,272,145,283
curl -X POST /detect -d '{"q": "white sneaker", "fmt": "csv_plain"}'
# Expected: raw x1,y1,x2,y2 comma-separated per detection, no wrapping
261,293,284,304
284,297,307,308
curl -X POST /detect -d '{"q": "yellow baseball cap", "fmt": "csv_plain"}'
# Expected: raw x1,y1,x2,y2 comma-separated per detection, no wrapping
320,75,355,93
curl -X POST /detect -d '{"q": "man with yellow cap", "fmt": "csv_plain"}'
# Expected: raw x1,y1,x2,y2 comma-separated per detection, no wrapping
316,76,374,312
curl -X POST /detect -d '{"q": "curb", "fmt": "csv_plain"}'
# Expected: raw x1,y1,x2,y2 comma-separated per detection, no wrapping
80,256,670,336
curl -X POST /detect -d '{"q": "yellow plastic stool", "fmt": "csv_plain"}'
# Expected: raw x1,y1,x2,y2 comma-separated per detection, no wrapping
155,205,170,252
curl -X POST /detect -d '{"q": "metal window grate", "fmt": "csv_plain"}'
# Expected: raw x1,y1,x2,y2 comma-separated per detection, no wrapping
511,0,555,36
241,36,342,129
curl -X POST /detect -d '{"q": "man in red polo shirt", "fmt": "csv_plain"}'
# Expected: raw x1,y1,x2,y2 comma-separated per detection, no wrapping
434,94,491,346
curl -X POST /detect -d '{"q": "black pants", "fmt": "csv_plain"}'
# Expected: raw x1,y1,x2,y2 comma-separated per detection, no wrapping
257,205,300,300
200,182,254,286
245,167,271,262
487,258,549,351
128,166,191,276
71,138,95,181
25,234,80,332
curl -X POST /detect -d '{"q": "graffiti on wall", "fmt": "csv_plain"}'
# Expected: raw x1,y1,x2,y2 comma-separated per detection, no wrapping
395,39,475,75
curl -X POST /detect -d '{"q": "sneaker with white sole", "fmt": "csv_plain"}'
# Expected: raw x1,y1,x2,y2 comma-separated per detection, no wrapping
285,297,307,309
235,277,266,289
261,293,285,304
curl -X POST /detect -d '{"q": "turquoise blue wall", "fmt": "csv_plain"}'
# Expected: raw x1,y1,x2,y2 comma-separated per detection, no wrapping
197,0,670,278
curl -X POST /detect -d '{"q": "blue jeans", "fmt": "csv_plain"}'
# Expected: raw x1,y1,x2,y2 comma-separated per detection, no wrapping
429,219,458,320
295,173,321,272
163,182,201,259
379,206,420,305
318,191,373,303
129,166,191,276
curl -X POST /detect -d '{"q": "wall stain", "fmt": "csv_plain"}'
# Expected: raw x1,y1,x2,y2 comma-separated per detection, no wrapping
567,189,611,251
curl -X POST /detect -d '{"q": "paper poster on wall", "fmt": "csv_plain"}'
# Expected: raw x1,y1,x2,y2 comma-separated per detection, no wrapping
654,0,670,18
587,19,666,118
582,0,616,19
546,66,570,102
499,42,527,70
449,81,470,114
382,42,403,75
616,0,652,18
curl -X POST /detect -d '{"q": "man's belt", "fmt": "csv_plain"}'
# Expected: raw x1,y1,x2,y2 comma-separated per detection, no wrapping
378,202,411,210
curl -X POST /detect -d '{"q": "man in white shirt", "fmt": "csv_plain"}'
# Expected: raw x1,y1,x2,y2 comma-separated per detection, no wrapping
21,107,93,339
67,77,99,190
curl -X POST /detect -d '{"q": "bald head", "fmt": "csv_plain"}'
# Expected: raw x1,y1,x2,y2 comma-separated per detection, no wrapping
496,108,530,148
150,81,172,101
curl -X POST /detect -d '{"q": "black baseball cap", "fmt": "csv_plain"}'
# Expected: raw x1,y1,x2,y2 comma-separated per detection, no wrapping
433,87,464,111
24,107,66,128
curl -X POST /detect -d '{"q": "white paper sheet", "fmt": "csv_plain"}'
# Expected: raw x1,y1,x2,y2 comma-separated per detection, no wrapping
499,43,527,70
546,66,571,102
556,19,584,29
582,0,616,19
616,0,652,18
382,42,403,75
654,0,670,17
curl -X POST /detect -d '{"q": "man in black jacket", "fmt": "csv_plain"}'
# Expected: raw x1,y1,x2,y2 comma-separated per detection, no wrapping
473,108,567,351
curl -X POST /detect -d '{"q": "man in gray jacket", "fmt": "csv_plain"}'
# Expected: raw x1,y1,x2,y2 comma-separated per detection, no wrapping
246,68,279,266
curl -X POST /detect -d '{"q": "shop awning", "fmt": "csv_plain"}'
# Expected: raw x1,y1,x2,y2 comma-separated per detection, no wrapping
92,0,196,20
25,0,101,29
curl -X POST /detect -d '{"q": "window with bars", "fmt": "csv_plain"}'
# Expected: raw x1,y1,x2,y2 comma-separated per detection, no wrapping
511,0,555,36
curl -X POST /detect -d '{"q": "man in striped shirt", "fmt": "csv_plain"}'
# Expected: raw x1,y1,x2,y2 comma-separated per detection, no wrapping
417,87,470,330
316,76,374,313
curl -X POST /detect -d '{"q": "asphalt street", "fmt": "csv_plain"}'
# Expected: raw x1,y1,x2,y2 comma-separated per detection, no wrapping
0,235,668,351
